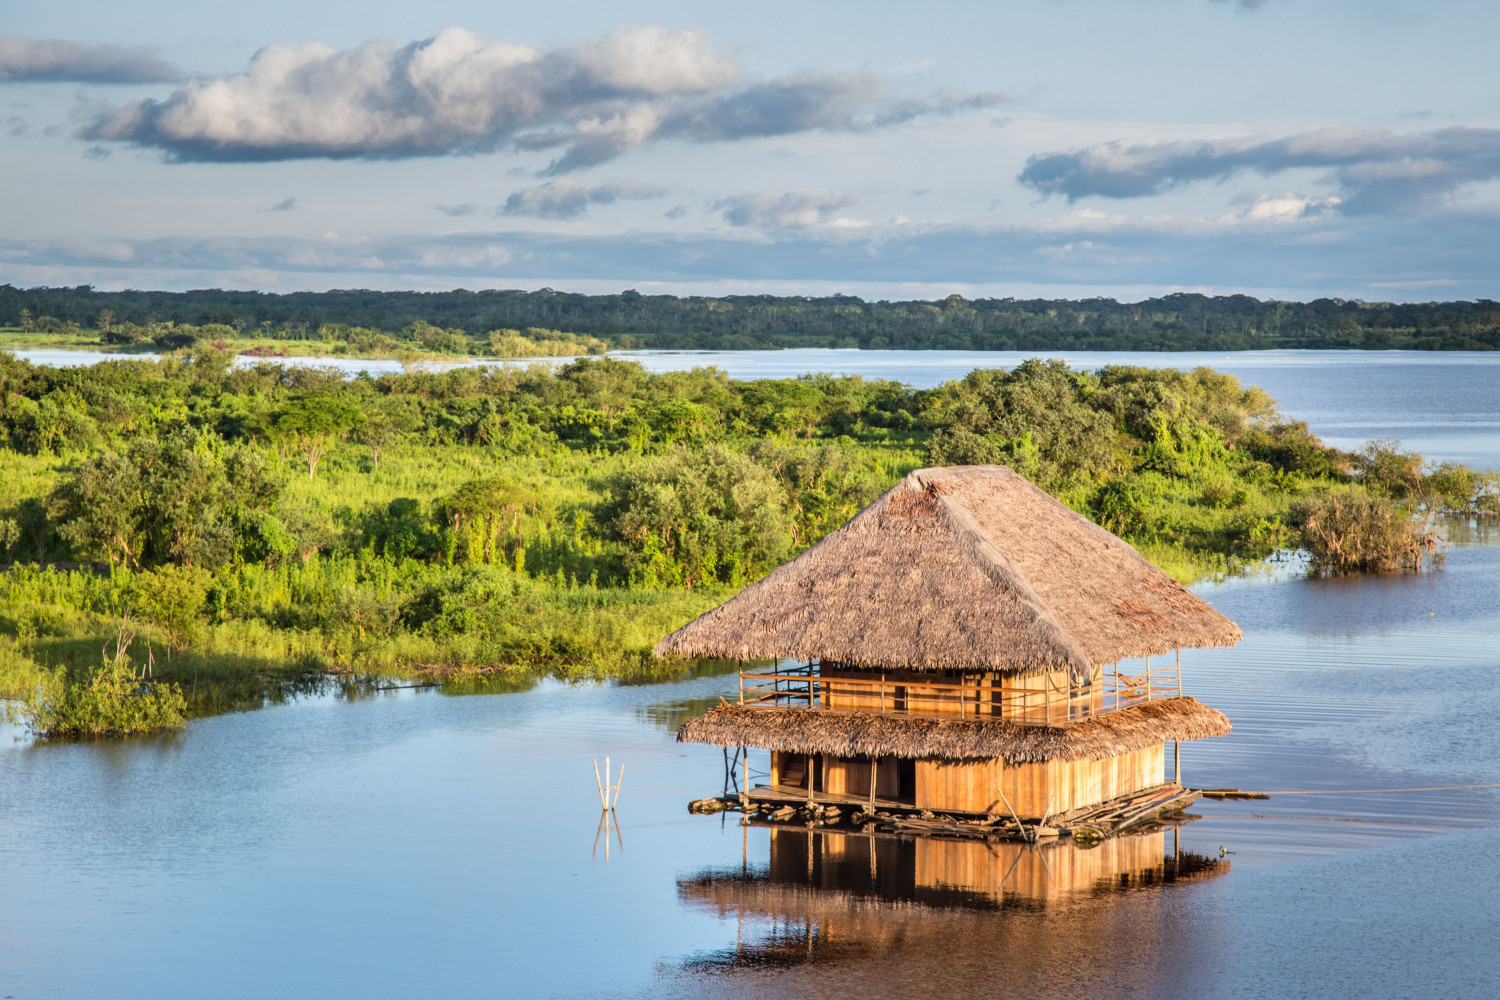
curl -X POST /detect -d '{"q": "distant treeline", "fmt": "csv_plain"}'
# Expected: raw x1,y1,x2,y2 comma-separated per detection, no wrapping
3,284,1498,351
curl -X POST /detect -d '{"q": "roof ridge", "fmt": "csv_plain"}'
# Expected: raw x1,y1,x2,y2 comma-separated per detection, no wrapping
915,469,1091,673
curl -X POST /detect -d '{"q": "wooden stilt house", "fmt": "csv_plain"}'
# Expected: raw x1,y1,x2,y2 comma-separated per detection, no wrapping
658,465,1240,827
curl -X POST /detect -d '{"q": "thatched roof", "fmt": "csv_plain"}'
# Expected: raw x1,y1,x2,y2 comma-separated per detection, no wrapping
677,697,1230,764
655,465,1241,677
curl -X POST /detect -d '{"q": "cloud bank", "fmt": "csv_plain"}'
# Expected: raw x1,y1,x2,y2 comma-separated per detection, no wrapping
6,206,1496,302
500,179,664,219
1019,127,1500,214
0,34,182,84
83,26,1001,169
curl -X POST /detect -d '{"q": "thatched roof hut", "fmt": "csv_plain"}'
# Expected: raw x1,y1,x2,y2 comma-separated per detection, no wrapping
655,465,1241,678
678,697,1229,763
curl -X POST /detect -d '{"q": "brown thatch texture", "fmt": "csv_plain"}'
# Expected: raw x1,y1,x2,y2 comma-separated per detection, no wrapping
655,465,1241,677
676,698,1231,764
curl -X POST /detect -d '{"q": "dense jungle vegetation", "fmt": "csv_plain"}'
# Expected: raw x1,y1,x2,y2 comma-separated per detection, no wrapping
1,350,1494,737
4,284,1500,353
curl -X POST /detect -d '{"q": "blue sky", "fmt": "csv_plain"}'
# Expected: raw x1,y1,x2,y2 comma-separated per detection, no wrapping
2,1,1497,300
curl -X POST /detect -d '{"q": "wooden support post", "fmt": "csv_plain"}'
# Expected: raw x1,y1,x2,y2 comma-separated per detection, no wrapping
1174,740,1181,786
740,745,749,806
869,757,878,807
808,754,817,804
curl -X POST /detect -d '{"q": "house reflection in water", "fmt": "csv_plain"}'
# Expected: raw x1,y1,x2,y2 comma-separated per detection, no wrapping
675,825,1226,977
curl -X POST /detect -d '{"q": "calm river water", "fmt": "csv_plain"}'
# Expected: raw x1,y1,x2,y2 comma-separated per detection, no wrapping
2,351,1499,998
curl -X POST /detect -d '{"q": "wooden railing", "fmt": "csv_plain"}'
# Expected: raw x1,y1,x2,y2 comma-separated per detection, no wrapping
737,655,1182,727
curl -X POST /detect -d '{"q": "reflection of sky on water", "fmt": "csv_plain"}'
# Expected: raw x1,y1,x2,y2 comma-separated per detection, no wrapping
3,530,1498,998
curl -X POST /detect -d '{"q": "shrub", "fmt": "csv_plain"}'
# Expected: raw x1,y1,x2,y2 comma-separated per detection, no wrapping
926,427,999,466
598,445,793,587
129,564,213,649
14,631,186,739
1352,441,1424,499
1199,479,1249,509
49,427,282,569
1088,478,1150,536
1288,492,1439,573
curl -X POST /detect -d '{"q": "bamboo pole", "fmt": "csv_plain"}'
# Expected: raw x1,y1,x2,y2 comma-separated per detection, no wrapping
997,786,1029,843
593,759,608,810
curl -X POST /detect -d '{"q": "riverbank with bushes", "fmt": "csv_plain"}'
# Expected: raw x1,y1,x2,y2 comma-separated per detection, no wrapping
2,350,1493,736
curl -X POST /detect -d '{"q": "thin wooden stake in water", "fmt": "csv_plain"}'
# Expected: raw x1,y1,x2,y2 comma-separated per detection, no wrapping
593,756,624,810
592,756,625,862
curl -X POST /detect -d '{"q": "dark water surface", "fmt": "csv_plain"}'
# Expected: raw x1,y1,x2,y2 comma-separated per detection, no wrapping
2,524,1498,999
17,347,1500,469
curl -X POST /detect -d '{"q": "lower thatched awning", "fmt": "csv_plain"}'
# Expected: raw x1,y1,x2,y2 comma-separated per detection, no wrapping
677,698,1230,765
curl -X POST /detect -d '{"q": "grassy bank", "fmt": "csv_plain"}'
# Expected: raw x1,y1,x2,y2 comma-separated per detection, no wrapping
0,321,608,362
1,351,1493,735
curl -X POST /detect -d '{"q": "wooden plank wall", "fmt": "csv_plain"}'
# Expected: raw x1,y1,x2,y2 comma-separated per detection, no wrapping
917,745,1165,817
822,756,901,798
818,665,1106,720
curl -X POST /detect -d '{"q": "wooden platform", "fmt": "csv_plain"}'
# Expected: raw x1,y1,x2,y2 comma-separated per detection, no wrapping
700,781,1200,843
745,783,915,813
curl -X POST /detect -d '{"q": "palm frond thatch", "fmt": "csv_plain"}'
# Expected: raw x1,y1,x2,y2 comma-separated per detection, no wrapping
655,465,1241,677
677,697,1231,764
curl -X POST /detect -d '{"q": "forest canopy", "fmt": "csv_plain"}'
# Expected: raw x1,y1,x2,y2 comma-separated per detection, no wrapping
3,285,1499,352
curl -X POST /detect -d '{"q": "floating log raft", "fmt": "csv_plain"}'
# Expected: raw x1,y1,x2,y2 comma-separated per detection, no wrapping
689,780,1202,843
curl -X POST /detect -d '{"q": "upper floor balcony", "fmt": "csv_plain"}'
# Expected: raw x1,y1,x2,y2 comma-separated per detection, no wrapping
735,655,1184,728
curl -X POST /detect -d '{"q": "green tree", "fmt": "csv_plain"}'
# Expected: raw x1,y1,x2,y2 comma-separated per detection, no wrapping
598,445,793,587
49,428,282,568
437,478,537,564
268,393,364,479
356,397,415,470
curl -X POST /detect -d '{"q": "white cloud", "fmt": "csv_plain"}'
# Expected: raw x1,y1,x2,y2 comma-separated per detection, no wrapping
716,190,855,229
1020,126,1500,214
83,26,998,169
